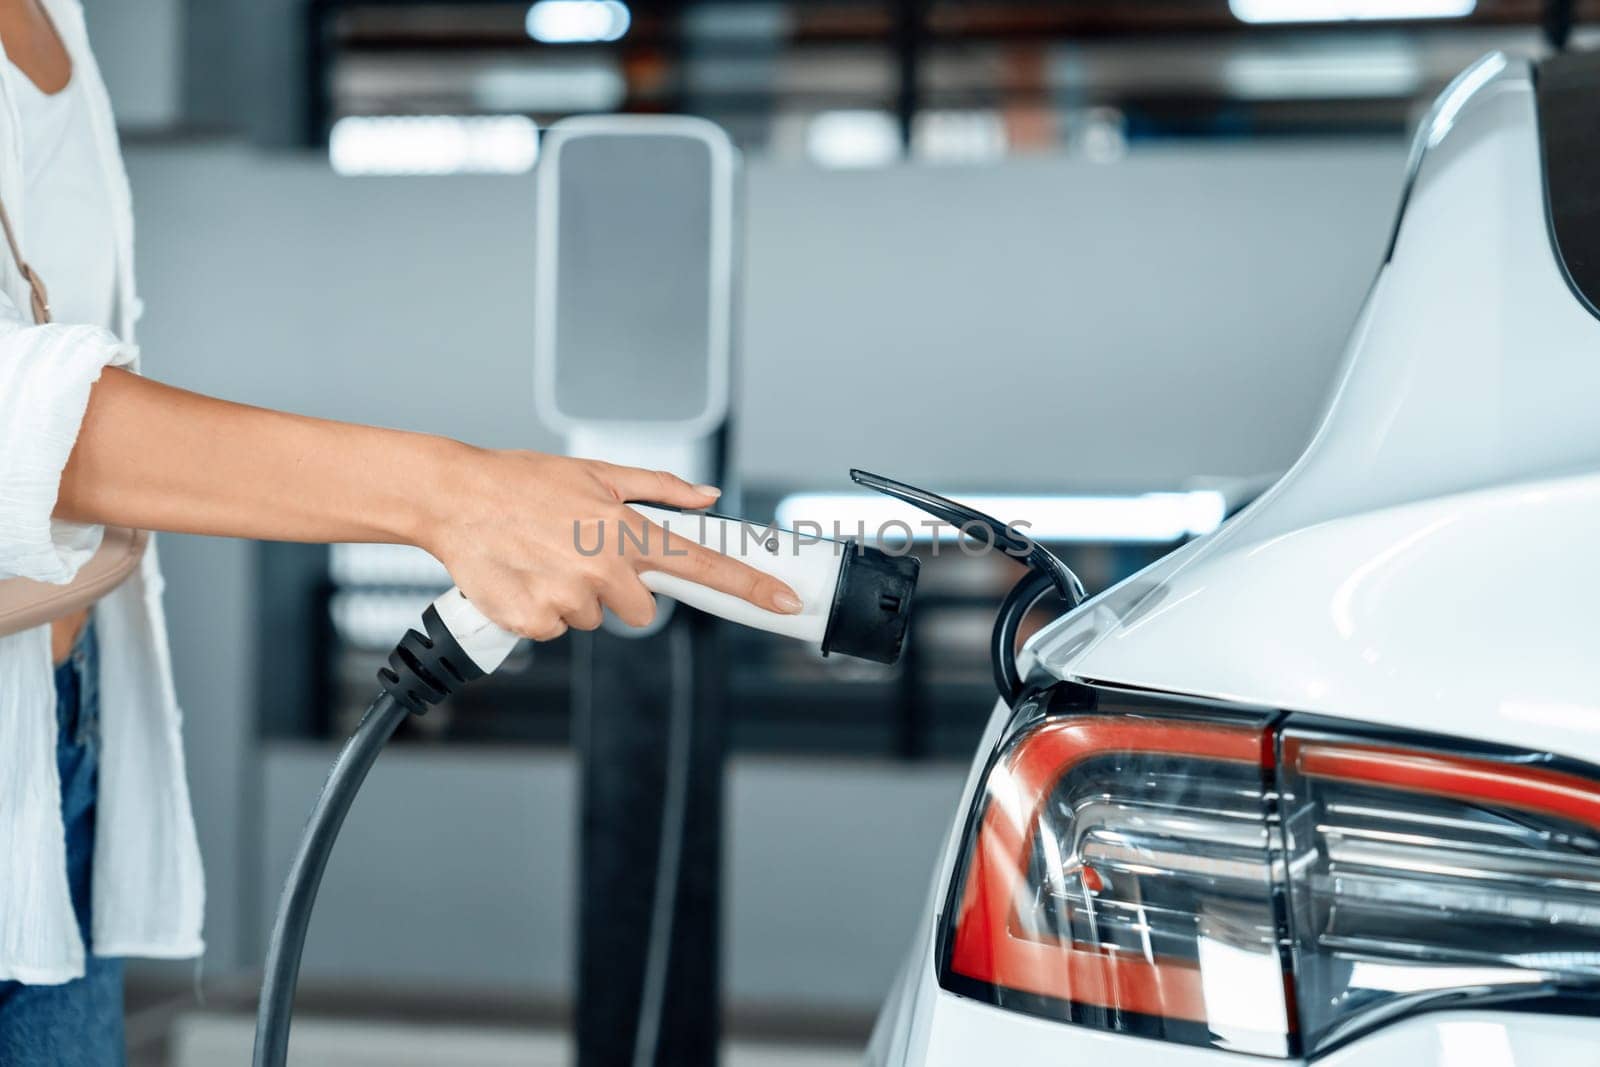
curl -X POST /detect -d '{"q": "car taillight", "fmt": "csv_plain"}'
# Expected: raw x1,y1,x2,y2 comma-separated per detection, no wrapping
939,686,1600,1057
1281,728,1600,1052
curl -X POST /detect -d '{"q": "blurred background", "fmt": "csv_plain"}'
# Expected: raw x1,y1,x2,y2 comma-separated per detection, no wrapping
88,1,1596,1063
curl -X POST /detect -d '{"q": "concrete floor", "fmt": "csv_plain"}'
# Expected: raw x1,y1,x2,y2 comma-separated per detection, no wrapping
125,978,868,1066
164,1013,862,1066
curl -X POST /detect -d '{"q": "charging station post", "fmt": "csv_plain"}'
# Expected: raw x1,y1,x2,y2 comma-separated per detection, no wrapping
535,116,738,1066
573,609,726,1066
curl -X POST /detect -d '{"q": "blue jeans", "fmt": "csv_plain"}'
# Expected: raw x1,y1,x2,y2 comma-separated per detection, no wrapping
0,624,125,1065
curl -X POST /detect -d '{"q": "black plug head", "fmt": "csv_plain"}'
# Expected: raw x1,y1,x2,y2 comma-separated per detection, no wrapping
820,544,920,665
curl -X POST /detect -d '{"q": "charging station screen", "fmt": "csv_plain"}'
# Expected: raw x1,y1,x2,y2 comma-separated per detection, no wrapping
552,134,715,424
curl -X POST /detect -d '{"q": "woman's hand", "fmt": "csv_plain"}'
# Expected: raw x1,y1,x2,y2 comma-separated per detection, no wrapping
423,447,802,640
57,371,796,641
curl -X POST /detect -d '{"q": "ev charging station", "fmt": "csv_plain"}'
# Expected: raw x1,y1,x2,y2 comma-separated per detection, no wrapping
253,114,919,1067
243,85,1285,1067
535,116,739,1067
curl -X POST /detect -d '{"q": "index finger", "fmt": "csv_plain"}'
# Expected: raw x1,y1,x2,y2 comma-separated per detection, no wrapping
635,524,802,615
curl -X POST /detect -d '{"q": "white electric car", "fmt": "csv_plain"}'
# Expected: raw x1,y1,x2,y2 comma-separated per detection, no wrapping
868,50,1600,1066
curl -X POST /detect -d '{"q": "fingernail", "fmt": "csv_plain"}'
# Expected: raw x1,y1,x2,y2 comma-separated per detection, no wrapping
774,591,803,614
694,484,722,499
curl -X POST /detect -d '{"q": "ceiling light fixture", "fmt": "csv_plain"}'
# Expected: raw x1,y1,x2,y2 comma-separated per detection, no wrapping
525,1,631,44
1229,0,1475,23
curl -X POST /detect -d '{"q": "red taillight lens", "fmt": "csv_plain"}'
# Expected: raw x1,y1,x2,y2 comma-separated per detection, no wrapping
940,688,1600,1057
944,709,1293,1055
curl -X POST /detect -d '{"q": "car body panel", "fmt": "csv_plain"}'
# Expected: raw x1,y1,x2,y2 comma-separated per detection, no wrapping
1031,471,1600,765
877,980,1600,1067
1031,53,1600,763
872,52,1600,1065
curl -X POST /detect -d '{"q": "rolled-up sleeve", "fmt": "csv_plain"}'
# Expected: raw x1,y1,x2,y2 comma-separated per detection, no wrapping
0,301,137,583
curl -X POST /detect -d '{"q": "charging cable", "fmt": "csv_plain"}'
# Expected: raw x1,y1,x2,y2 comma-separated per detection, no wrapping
253,597,500,1067
631,623,694,1067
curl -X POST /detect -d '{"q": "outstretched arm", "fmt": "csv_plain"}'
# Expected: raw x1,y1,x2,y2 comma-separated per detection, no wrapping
55,368,800,639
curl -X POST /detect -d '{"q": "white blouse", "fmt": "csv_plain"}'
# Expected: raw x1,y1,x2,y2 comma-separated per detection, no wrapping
0,0,203,984
15,55,117,333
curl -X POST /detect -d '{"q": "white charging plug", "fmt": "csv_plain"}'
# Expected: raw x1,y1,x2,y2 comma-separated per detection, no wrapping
429,505,918,673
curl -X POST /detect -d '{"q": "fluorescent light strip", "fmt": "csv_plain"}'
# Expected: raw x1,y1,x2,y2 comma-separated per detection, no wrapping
805,110,901,169
473,64,627,112
1224,50,1422,100
1230,0,1475,23
525,1,631,44
330,543,450,587
774,491,1226,545
329,115,539,176
914,110,1008,163
331,590,440,650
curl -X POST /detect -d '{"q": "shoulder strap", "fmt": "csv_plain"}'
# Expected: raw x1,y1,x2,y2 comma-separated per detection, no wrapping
0,196,48,324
